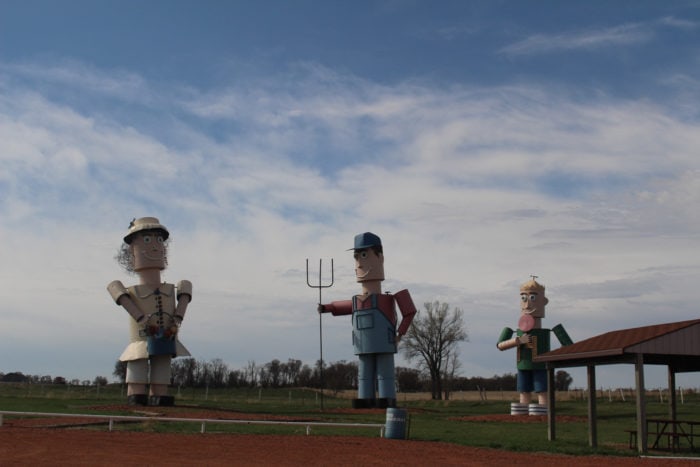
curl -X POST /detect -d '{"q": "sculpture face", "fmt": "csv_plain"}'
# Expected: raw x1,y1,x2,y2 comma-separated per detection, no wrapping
520,291,546,319
354,248,385,283
131,231,167,271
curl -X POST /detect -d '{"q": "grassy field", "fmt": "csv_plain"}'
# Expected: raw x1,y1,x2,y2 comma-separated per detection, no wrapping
1,383,699,458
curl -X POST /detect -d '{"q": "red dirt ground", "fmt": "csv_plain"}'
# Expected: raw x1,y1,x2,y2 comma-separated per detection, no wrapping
1,407,696,466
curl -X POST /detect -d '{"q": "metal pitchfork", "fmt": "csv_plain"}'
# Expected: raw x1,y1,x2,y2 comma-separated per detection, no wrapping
306,258,333,411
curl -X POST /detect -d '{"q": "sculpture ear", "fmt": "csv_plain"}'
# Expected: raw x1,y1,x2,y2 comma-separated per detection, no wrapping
543,297,549,306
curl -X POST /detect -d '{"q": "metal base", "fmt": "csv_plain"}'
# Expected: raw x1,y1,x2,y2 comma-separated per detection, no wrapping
352,398,375,409
149,395,175,406
377,398,396,409
127,394,148,406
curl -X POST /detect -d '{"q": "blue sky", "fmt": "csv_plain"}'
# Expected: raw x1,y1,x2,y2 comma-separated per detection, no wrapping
1,0,699,390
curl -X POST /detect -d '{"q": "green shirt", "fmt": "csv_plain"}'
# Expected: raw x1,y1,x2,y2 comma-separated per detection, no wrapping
498,324,572,371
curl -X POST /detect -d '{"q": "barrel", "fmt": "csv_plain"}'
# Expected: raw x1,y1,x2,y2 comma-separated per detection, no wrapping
384,408,409,439
510,402,528,415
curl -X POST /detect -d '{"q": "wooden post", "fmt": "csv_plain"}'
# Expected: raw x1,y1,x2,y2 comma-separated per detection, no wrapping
547,365,556,441
587,365,597,448
635,353,647,454
668,365,677,421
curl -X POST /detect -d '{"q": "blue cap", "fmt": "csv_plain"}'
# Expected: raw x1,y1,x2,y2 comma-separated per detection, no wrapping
351,232,382,250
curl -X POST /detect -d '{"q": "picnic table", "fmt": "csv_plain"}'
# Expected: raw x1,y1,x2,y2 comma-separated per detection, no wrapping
627,419,700,452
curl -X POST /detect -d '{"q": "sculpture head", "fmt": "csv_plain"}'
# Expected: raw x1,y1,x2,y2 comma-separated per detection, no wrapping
116,217,170,273
519,278,548,319
352,232,385,284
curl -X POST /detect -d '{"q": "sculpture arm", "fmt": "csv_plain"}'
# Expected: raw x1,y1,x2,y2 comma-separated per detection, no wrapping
552,323,573,346
497,327,519,351
318,300,353,316
107,280,146,323
394,289,417,337
175,280,193,321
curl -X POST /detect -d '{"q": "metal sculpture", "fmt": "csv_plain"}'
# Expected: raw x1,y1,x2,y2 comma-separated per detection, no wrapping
318,232,416,409
107,217,192,406
497,276,572,415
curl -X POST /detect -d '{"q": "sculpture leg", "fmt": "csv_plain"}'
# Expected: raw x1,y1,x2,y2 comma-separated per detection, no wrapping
148,355,174,406
125,359,148,405
530,369,548,414
354,354,376,408
517,369,533,406
376,353,396,408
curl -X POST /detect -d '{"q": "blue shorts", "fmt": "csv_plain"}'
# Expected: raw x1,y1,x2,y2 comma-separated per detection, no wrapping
517,369,547,393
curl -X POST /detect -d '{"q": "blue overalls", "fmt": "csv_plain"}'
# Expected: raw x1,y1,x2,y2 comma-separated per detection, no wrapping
351,294,397,400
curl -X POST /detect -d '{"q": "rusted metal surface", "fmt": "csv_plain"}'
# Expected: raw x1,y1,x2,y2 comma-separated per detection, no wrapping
535,319,700,364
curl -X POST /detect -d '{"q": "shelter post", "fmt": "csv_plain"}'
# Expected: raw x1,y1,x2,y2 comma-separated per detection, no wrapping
668,366,677,421
635,354,647,454
586,365,597,448
547,365,556,440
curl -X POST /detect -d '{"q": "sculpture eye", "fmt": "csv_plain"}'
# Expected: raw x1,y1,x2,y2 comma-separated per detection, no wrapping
520,295,527,302
360,251,368,259
143,235,152,244
157,236,164,244
529,294,537,301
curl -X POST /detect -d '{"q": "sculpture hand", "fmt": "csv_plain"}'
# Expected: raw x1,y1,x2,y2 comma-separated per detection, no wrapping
517,333,531,345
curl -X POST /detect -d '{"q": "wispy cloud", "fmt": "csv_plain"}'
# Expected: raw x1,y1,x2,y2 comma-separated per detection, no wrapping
500,23,652,56
434,24,480,41
3,60,149,103
658,15,700,30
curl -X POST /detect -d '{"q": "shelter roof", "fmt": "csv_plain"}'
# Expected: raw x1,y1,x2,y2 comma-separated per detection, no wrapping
535,319,700,369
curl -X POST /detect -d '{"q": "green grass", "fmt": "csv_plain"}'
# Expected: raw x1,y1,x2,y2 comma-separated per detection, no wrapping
1,383,699,459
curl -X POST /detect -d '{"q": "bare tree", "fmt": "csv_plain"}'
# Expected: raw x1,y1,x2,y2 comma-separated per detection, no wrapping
171,357,198,387
245,360,258,387
282,359,303,386
207,358,229,387
442,348,461,400
395,366,422,392
401,301,468,400
297,364,314,387
324,360,358,394
93,376,108,386
265,359,282,387
113,360,127,383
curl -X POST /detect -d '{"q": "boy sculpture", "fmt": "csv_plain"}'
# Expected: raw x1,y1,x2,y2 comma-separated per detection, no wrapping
319,232,416,409
107,217,192,406
497,277,572,415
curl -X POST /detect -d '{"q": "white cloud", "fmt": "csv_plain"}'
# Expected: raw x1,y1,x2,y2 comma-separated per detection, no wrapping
500,23,653,56
658,16,700,30
0,59,699,389
3,60,149,103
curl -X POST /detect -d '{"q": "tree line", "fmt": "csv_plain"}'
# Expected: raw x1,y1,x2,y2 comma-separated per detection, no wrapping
110,358,572,393
1,301,572,396
0,372,108,387
111,357,354,391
